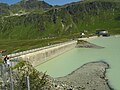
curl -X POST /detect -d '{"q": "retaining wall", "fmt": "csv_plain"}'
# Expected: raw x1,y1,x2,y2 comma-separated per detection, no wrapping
14,41,76,66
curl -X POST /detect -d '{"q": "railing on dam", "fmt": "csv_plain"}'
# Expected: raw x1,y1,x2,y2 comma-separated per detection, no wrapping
8,40,76,59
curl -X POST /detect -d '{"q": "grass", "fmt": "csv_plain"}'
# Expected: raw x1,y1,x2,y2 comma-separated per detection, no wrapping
0,37,72,55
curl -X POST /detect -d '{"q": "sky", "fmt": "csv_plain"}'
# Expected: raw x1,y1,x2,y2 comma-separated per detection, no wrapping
0,0,80,5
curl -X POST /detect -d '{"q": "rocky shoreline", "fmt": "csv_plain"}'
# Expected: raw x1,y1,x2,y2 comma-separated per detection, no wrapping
76,40,104,49
41,61,113,90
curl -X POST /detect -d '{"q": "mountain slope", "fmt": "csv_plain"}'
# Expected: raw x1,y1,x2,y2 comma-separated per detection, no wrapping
62,0,120,33
10,0,52,13
0,0,120,40
0,0,52,16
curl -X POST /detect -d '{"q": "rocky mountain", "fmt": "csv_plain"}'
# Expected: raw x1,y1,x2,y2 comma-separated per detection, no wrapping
0,0,120,39
0,0,52,16
10,0,52,12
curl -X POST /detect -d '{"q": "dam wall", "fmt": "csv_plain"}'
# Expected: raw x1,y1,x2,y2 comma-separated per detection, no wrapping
13,41,76,66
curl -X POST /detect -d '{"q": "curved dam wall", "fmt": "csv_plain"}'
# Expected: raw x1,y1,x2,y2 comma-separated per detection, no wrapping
16,41,76,66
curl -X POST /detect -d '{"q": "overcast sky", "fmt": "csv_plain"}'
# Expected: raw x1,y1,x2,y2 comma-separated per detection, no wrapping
0,0,80,5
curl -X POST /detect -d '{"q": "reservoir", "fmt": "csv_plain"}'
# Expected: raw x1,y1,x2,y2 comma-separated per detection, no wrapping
36,36,120,90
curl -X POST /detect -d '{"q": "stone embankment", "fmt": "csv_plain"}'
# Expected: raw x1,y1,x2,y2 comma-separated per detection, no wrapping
40,61,113,90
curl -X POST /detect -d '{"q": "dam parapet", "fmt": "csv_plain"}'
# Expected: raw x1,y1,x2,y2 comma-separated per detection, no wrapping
10,41,77,67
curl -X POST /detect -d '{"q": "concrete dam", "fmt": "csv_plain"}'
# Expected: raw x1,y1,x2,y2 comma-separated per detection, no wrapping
11,41,77,66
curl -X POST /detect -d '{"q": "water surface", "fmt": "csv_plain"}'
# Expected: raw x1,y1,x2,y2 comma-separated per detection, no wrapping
36,36,120,90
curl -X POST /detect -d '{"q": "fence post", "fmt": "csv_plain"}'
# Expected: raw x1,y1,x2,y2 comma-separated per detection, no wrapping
9,66,14,90
26,76,30,90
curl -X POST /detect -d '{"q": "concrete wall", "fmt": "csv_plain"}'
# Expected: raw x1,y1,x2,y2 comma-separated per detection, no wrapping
16,41,76,66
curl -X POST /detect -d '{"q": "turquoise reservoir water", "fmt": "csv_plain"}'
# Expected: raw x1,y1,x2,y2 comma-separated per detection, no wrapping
36,36,120,90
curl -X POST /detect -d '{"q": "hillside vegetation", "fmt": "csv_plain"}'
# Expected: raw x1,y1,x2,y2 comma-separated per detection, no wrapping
0,0,120,40
0,0,120,53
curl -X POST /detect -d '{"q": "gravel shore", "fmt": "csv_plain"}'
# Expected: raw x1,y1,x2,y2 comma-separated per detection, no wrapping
76,40,104,48
56,61,113,90
41,61,113,90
